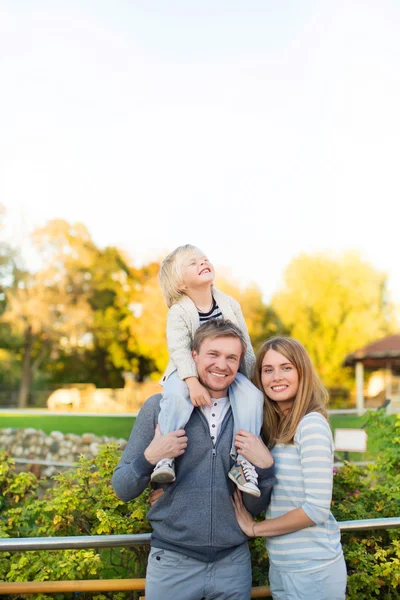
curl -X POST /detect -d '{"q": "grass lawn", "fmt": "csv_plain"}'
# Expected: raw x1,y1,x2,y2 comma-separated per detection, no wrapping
0,413,137,440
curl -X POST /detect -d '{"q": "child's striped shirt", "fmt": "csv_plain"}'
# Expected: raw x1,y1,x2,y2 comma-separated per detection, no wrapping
265,412,343,572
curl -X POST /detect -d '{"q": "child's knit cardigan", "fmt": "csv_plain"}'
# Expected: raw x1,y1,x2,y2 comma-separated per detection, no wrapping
161,288,256,384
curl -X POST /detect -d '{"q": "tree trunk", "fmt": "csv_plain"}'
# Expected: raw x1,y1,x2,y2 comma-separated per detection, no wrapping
18,325,34,408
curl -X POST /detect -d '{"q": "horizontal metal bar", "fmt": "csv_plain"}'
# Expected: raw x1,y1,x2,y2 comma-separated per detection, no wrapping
339,517,400,531
13,458,74,467
0,518,399,553
0,533,151,552
333,461,373,467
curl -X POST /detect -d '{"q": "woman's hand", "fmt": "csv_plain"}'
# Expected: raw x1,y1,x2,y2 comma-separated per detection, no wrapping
149,487,164,506
231,489,256,537
234,430,274,468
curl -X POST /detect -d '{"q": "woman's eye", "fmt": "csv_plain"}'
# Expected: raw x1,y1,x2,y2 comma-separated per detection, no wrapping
263,368,273,374
283,366,292,371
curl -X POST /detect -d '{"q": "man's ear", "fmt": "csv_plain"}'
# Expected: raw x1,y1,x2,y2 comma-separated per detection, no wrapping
192,349,198,363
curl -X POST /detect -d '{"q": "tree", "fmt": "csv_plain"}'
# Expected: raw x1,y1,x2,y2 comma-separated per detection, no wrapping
2,220,94,406
271,252,396,387
216,273,288,352
130,262,169,379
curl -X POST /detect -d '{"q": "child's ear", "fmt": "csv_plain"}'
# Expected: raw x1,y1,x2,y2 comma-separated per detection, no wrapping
178,280,187,292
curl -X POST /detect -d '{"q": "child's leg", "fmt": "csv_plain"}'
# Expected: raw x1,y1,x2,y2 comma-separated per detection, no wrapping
151,371,193,484
158,371,193,434
228,372,264,497
228,372,264,460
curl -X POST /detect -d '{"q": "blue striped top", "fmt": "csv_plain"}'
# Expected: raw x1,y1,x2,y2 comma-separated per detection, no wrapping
265,412,343,573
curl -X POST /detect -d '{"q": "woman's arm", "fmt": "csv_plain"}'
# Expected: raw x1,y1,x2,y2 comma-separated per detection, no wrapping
232,490,314,537
233,414,335,537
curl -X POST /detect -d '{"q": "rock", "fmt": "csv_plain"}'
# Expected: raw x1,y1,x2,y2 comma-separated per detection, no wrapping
81,433,95,444
89,442,100,456
49,441,60,453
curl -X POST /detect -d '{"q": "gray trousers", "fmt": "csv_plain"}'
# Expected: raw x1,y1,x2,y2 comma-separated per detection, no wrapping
145,544,252,600
269,555,347,600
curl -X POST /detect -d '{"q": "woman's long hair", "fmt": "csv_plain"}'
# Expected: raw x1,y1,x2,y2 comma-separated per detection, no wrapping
254,337,328,448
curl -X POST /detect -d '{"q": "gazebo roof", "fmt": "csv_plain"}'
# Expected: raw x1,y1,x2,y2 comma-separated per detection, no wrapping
344,334,400,368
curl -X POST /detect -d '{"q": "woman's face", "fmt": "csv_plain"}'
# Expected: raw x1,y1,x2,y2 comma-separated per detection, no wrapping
261,348,299,412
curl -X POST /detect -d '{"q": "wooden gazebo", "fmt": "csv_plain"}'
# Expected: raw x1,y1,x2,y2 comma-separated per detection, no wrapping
344,334,400,413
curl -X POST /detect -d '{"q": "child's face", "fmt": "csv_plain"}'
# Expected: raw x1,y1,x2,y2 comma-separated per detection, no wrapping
180,252,215,291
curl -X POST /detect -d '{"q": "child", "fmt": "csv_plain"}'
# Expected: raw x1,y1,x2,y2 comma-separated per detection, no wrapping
232,337,346,599
151,244,264,497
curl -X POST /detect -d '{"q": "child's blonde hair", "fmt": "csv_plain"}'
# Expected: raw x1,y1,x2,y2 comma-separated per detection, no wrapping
159,244,205,307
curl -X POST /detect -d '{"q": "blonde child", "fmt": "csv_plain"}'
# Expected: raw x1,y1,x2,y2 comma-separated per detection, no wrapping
151,244,264,497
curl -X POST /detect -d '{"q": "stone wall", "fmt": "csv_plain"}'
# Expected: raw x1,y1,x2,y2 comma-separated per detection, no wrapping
0,428,127,478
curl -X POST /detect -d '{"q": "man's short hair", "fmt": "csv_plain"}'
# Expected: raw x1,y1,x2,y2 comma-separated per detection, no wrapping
192,319,247,357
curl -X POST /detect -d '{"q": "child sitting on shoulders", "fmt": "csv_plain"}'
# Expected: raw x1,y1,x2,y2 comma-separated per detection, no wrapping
151,244,263,497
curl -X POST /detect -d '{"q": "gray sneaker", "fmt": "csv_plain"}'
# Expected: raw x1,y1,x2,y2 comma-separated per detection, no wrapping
228,459,261,497
150,458,176,483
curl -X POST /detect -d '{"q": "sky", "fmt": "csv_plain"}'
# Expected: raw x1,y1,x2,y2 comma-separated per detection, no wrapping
1,0,400,302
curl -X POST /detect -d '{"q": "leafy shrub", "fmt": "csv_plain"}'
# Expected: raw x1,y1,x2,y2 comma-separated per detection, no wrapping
0,444,150,599
1,411,399,599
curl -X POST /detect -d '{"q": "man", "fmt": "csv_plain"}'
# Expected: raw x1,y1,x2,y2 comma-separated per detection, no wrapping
112,319,276,600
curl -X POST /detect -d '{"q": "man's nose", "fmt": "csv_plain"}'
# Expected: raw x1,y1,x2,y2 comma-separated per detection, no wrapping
215,355,227,370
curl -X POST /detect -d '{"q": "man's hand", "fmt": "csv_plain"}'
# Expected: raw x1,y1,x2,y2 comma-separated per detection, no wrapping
149,487,164,506
234,430,274,469
144,425,188,465
185,376,212,407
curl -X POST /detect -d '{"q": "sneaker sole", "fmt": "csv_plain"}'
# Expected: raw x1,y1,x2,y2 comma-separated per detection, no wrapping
150,472,176,484
228,472,261,498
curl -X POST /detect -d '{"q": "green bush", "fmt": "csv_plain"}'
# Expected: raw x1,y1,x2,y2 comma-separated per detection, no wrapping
250,410,400,599
0,444,150,599
0,410,399,599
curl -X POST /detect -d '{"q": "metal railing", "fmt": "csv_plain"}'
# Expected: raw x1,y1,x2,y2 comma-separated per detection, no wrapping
0,517,398,597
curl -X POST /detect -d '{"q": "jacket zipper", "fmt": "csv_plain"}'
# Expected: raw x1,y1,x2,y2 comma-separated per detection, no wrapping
197,407,232,554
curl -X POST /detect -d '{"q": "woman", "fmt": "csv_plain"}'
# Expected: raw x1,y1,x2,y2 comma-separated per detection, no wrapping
232,337,346,600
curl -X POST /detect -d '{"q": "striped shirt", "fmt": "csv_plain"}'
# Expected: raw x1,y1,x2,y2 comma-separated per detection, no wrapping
198,298,222,323
265,412,343,573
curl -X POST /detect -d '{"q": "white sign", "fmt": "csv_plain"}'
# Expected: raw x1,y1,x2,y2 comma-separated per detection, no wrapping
334,428,367,453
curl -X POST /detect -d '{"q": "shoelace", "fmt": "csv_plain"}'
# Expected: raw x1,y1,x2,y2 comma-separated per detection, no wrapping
240,460,258,485
156,458,174,469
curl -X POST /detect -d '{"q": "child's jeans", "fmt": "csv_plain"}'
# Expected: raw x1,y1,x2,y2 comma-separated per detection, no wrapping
158,371,264,460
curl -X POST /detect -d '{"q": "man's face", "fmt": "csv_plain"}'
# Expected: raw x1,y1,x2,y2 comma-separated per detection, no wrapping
192,336,242,398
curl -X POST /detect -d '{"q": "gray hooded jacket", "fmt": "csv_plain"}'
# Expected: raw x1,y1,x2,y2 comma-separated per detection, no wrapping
112,394,276,562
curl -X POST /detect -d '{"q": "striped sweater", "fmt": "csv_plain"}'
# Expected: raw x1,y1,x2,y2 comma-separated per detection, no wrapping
265,412,343,573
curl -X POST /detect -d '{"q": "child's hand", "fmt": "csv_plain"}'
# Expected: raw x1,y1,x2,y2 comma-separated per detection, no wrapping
186,377,212,407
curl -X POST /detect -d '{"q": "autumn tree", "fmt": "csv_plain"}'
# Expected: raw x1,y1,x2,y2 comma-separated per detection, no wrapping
2,220,94,406
216,273,288,352
271,252,396,388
